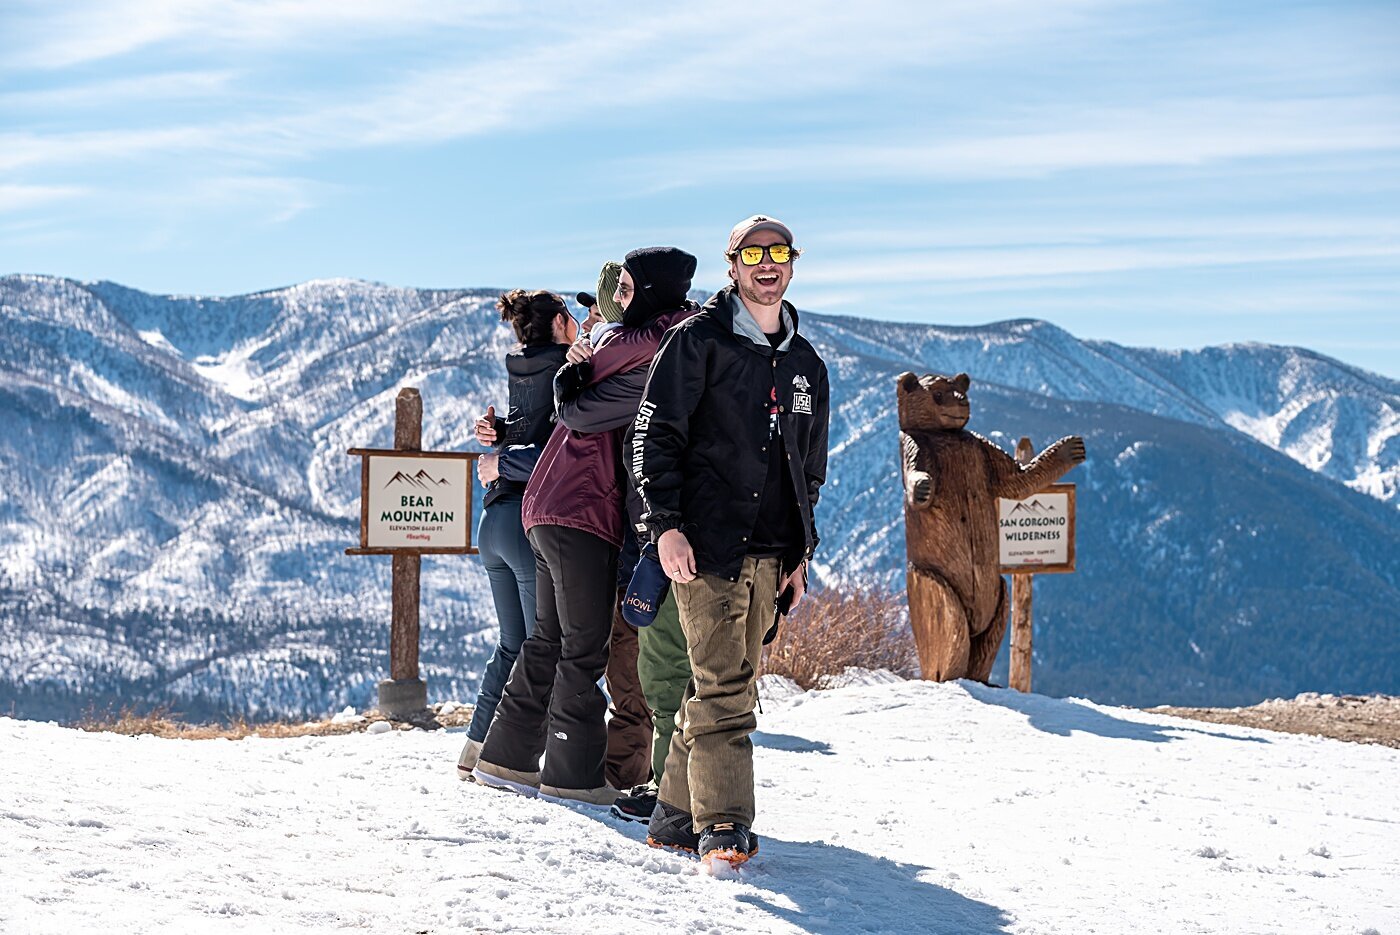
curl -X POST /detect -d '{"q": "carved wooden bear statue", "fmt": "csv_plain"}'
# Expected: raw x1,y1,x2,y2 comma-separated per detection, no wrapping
898,372,1086,682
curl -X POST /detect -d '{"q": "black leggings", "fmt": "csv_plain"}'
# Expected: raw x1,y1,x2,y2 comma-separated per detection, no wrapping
479,524,619,789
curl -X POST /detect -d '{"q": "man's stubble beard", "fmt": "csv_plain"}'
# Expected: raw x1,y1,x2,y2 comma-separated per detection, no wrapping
738,276,787,309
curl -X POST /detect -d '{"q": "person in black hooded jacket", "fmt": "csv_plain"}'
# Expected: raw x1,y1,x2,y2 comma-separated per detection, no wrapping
456,290,575,781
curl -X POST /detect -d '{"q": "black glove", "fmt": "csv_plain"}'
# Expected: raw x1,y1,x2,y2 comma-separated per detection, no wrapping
553,360,590,405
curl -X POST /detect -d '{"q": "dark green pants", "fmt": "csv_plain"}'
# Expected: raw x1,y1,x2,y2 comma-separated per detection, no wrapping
637,591,690,784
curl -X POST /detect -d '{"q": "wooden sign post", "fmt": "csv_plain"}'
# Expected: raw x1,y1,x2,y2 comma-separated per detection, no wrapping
1008,439,1036,693
999,437,1078,693
346,387,479,718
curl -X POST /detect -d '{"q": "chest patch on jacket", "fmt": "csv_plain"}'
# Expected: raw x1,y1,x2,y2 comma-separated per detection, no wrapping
792,374,813,414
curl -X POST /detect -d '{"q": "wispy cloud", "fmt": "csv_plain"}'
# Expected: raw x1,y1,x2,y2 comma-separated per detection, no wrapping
0,184,88,213
0,126,231,173
801,241,1400,286
149,175,325,225
810,215,1400,251
620,96,1400,189
0,1,1117,170
0,70,238,112
2,0,491,69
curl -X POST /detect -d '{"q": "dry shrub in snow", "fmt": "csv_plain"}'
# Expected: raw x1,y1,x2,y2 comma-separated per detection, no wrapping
74,702,476,739
74,706,369,740
761,586,917,690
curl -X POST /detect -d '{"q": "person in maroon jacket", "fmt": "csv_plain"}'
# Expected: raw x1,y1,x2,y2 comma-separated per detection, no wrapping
473,247,699,807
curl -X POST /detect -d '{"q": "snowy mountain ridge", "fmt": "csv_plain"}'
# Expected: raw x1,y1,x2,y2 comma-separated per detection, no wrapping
812,311,1400,504
13,274,1397,505
2,274,1397,719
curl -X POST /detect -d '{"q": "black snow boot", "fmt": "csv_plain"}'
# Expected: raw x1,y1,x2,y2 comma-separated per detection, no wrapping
699,822,758,868
645,799,700,853
611,784,658,824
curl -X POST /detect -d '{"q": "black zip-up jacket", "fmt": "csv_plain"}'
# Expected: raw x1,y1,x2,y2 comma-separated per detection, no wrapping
631,285,829,582
485,342,567,508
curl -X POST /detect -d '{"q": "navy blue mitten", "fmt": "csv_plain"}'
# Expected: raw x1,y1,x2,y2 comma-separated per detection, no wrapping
622,542,671,628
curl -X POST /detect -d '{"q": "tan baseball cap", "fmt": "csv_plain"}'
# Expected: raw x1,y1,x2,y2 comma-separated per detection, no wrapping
726,215,796,257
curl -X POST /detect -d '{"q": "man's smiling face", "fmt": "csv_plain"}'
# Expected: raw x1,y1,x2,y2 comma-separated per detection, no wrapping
730,229,794,309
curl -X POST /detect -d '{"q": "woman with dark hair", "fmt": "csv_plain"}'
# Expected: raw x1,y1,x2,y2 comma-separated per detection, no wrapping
456,289,576,780
473,247,699,807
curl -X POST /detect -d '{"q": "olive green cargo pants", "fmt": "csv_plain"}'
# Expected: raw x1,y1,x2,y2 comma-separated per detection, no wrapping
637,591,689,784
657,555,781,831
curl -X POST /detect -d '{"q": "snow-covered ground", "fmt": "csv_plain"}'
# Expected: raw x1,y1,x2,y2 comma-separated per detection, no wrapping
3,679,1397,935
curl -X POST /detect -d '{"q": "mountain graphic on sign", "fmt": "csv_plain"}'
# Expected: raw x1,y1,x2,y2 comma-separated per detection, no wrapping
384,468,450,490
1009,498,1058,516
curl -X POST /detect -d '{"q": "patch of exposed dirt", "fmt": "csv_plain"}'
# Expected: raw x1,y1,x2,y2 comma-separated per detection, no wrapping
1149,693,1400,749
77,701,476,740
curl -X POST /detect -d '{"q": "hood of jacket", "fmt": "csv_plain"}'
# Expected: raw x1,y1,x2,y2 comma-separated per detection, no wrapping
704,284,799,355
590,302,699,382
621,246,697,328
506,341,569,379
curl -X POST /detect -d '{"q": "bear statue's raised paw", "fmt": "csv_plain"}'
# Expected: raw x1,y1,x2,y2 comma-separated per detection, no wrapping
1054,436,1087,466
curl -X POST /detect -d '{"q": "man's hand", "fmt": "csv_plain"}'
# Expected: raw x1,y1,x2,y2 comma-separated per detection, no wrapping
477,452,500,486
565,337,593,365
474,406,498,446
658,529,697,583
780,562,808,612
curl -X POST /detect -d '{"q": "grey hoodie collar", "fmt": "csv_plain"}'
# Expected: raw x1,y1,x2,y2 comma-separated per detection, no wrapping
725,289,794,353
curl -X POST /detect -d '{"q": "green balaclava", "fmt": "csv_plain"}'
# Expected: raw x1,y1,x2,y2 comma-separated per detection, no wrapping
596,261,624,323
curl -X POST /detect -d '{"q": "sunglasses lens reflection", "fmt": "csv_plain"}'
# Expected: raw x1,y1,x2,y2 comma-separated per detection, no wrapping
738,244,793,266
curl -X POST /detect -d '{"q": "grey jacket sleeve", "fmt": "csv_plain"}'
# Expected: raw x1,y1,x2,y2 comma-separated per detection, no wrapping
556,366,649,434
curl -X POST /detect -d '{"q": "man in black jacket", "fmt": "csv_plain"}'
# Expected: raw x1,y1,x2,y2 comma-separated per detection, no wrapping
632,215,829,868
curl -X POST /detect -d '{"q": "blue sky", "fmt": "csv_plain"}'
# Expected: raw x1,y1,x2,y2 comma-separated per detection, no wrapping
3,0,1398,376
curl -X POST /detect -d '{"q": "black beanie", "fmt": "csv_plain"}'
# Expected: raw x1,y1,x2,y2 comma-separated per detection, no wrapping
621,246,697,327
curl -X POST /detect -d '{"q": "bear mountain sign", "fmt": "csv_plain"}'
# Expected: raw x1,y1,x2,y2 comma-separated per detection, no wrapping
352,452,477,553
345,387,482,720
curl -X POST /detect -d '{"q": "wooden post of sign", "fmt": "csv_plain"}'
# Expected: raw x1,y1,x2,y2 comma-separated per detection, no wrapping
1008,437,1035,693
378,387,428,718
